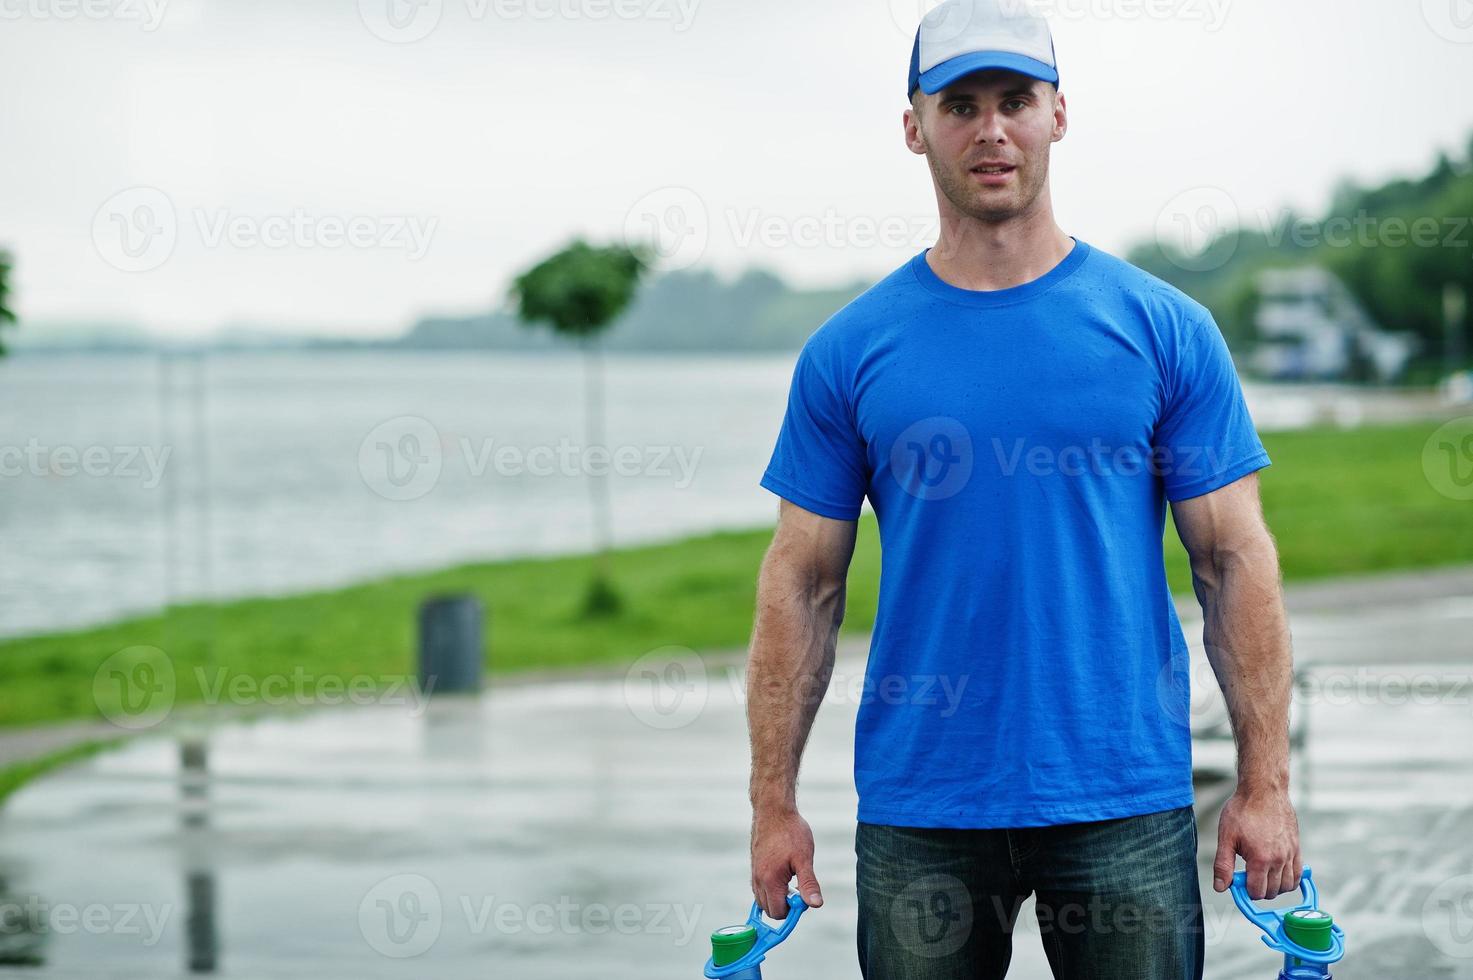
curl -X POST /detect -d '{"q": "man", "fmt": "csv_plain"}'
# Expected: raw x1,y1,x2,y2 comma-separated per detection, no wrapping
745,0,1301,976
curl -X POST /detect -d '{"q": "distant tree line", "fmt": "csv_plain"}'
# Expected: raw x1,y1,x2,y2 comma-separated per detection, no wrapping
1128,133,1473,372
402,265,869,353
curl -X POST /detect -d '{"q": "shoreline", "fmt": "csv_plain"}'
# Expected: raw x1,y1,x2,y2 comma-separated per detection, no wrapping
2,559,1470,802
2,419,1470,763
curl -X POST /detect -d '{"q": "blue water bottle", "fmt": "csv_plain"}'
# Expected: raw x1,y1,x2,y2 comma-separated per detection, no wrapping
703,892,807,979
1230,866,1345,979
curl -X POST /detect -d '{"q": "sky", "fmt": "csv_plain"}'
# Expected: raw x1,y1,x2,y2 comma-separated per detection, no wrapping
2,0,1472,339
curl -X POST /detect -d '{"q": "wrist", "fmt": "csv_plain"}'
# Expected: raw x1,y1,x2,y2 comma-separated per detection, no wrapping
750,794,798,818
1236,772,1290,800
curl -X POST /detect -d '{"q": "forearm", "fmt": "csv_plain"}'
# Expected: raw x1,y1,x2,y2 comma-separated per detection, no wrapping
746,556,843,814
1193,534,1294,795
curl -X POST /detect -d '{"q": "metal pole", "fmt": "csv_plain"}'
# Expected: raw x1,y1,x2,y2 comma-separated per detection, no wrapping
1445,283,1467,374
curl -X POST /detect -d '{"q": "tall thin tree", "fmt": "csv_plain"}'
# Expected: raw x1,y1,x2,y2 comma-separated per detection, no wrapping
510,240,650,616
0,251,16,357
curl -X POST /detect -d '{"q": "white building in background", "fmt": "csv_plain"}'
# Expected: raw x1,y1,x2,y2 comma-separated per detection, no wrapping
1252,266,1418,382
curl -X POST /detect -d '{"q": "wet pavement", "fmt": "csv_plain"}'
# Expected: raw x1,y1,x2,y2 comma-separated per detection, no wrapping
0,568,1470,978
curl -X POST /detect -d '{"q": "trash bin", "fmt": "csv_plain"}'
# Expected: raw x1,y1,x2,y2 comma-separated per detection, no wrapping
417,595,484,696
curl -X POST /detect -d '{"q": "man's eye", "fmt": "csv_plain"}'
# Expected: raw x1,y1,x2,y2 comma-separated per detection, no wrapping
949,104,973,116
1004,99,1026,111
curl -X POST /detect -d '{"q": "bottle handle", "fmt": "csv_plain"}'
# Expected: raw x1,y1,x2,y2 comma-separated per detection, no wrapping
1229,866,1345,964
703,891,808,978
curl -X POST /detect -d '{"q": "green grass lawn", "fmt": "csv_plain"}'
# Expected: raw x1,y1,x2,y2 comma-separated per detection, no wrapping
0,740,118,807
1,420,1468,732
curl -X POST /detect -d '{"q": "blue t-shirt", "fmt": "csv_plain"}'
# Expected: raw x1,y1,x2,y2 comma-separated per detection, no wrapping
760,238,1271,829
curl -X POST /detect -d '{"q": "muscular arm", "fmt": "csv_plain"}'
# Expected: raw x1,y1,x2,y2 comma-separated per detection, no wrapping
747,498,858,919
1169,471,1302,899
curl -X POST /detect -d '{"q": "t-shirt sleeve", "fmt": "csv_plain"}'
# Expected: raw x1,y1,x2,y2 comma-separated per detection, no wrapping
1153,312,1272,502
760,336,869,521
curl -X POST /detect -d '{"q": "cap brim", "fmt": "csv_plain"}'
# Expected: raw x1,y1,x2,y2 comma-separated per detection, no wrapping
918,51,1059,95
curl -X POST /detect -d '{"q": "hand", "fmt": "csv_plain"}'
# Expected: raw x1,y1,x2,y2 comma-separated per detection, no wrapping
1212,786,1302,899
750,806,823,919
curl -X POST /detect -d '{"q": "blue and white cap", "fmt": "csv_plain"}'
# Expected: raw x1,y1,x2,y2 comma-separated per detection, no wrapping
907,0,1059,100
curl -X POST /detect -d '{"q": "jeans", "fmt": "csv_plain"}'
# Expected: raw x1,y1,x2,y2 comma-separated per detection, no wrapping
856,805,1204,980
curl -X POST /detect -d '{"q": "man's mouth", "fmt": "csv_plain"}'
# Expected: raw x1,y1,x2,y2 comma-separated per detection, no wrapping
970,164,1016,175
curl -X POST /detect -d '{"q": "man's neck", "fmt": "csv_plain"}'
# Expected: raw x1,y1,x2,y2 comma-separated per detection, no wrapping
925,205,1074,292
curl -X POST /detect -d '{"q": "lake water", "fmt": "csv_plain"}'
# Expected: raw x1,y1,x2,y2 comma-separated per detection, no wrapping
0,351,1449,639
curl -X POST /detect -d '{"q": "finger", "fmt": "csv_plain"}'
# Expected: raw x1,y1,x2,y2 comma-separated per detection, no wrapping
1246,858,1270,901
1263,862,1285,898
795,856,824,908
1279,860,1300,899
760,875,790,920
1212,829,1236,892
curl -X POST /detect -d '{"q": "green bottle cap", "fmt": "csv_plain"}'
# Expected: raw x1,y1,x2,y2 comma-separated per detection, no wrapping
1283,910,1334,951
710,924,758,967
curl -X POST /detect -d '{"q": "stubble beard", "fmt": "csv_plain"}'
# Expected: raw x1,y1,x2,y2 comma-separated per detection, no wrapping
929,147,1049,225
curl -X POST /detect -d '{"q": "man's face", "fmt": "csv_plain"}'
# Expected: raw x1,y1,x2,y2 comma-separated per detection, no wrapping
905,70,1066,223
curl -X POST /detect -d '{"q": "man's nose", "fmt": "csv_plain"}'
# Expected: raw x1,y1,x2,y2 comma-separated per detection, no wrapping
973,112,1007,144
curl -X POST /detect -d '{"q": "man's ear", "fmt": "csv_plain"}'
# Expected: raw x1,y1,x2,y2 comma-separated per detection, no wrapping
904,99,928,155
1052,90,1067,142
